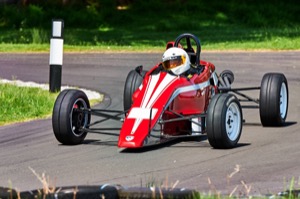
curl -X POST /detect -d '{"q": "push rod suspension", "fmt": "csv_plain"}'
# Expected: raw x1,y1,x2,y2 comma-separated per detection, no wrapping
233,90,260,104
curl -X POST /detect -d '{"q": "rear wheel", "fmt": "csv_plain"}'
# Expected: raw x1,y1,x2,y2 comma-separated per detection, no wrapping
52,89,90,145
207,94,243,149
220,70,234,84
123,70,146,111
259,73,288,126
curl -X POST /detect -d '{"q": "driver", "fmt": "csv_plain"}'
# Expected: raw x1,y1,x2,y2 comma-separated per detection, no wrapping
162,47,191,76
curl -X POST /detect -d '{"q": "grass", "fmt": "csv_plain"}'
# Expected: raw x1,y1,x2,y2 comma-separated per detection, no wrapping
0,81,102,126
0,26,300,52
0,83,58,126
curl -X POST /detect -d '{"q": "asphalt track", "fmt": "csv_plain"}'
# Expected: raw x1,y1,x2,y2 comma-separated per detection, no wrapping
0,52,299,195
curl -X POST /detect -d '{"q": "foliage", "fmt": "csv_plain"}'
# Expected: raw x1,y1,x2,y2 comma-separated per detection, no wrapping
0,0,299,50
1,0,299,29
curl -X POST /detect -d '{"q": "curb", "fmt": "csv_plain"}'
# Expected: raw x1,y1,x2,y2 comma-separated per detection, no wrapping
1,185,299,199
0,185,196,199
0,79,103,101
117,186,196,199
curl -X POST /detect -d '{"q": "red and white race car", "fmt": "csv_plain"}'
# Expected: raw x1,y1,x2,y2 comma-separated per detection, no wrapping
52,33,289,149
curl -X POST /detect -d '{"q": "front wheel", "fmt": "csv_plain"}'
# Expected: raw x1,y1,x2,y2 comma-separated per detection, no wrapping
206,94,243,149
52,89,90,145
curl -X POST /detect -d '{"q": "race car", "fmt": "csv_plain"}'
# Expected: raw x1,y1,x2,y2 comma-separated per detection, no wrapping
52,33,289,149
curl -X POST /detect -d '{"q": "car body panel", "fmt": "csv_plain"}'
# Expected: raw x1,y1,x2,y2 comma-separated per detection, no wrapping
118,60,217,148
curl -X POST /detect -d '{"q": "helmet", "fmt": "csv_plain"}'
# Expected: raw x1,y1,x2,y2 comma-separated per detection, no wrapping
162,47,190,75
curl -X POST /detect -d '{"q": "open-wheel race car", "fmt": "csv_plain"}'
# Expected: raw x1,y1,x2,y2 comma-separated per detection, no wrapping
52,33,289,149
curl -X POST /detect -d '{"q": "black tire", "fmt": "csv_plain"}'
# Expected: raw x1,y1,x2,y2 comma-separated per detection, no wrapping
259,73,288,126
220,70,234,84
123,70,146,111
52,89,90,145
206,94,243,149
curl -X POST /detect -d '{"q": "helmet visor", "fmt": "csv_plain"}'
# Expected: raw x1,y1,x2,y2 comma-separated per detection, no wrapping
162,55,186,70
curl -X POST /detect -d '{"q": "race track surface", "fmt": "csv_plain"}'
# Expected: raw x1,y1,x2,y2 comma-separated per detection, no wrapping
0,52,299,195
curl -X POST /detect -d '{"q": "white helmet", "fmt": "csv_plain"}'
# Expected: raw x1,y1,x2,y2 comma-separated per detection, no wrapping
162,47,190,75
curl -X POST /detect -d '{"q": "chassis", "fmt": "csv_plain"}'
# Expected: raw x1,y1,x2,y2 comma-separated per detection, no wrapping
52,33,289,149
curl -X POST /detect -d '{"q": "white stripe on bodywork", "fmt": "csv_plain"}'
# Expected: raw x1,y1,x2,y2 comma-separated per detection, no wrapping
130,74,160,134
212,71,218,86
130,73,176,134
140,73,160,109
144,73,177,108
129,108,158,134
128,107,158,119
165,80,211,109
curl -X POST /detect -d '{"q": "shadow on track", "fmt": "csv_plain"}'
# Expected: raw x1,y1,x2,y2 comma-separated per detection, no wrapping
76,134,251,152
243,121,297,127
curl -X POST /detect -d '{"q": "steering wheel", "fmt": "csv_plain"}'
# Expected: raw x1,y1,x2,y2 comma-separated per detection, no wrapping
174,33,201,67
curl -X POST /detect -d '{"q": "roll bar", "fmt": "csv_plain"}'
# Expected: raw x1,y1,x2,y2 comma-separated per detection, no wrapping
174,33,201,67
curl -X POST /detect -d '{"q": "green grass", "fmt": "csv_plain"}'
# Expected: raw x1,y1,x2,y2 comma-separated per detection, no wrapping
0,83,58,125
1,26,299,52
0,82,102,126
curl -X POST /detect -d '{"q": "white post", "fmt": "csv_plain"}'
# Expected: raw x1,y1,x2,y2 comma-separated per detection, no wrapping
49,19,64,92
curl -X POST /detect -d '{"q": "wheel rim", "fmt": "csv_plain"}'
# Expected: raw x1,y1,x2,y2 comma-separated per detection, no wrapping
280,82,288,119
225,102,241,141
70,98,89,137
